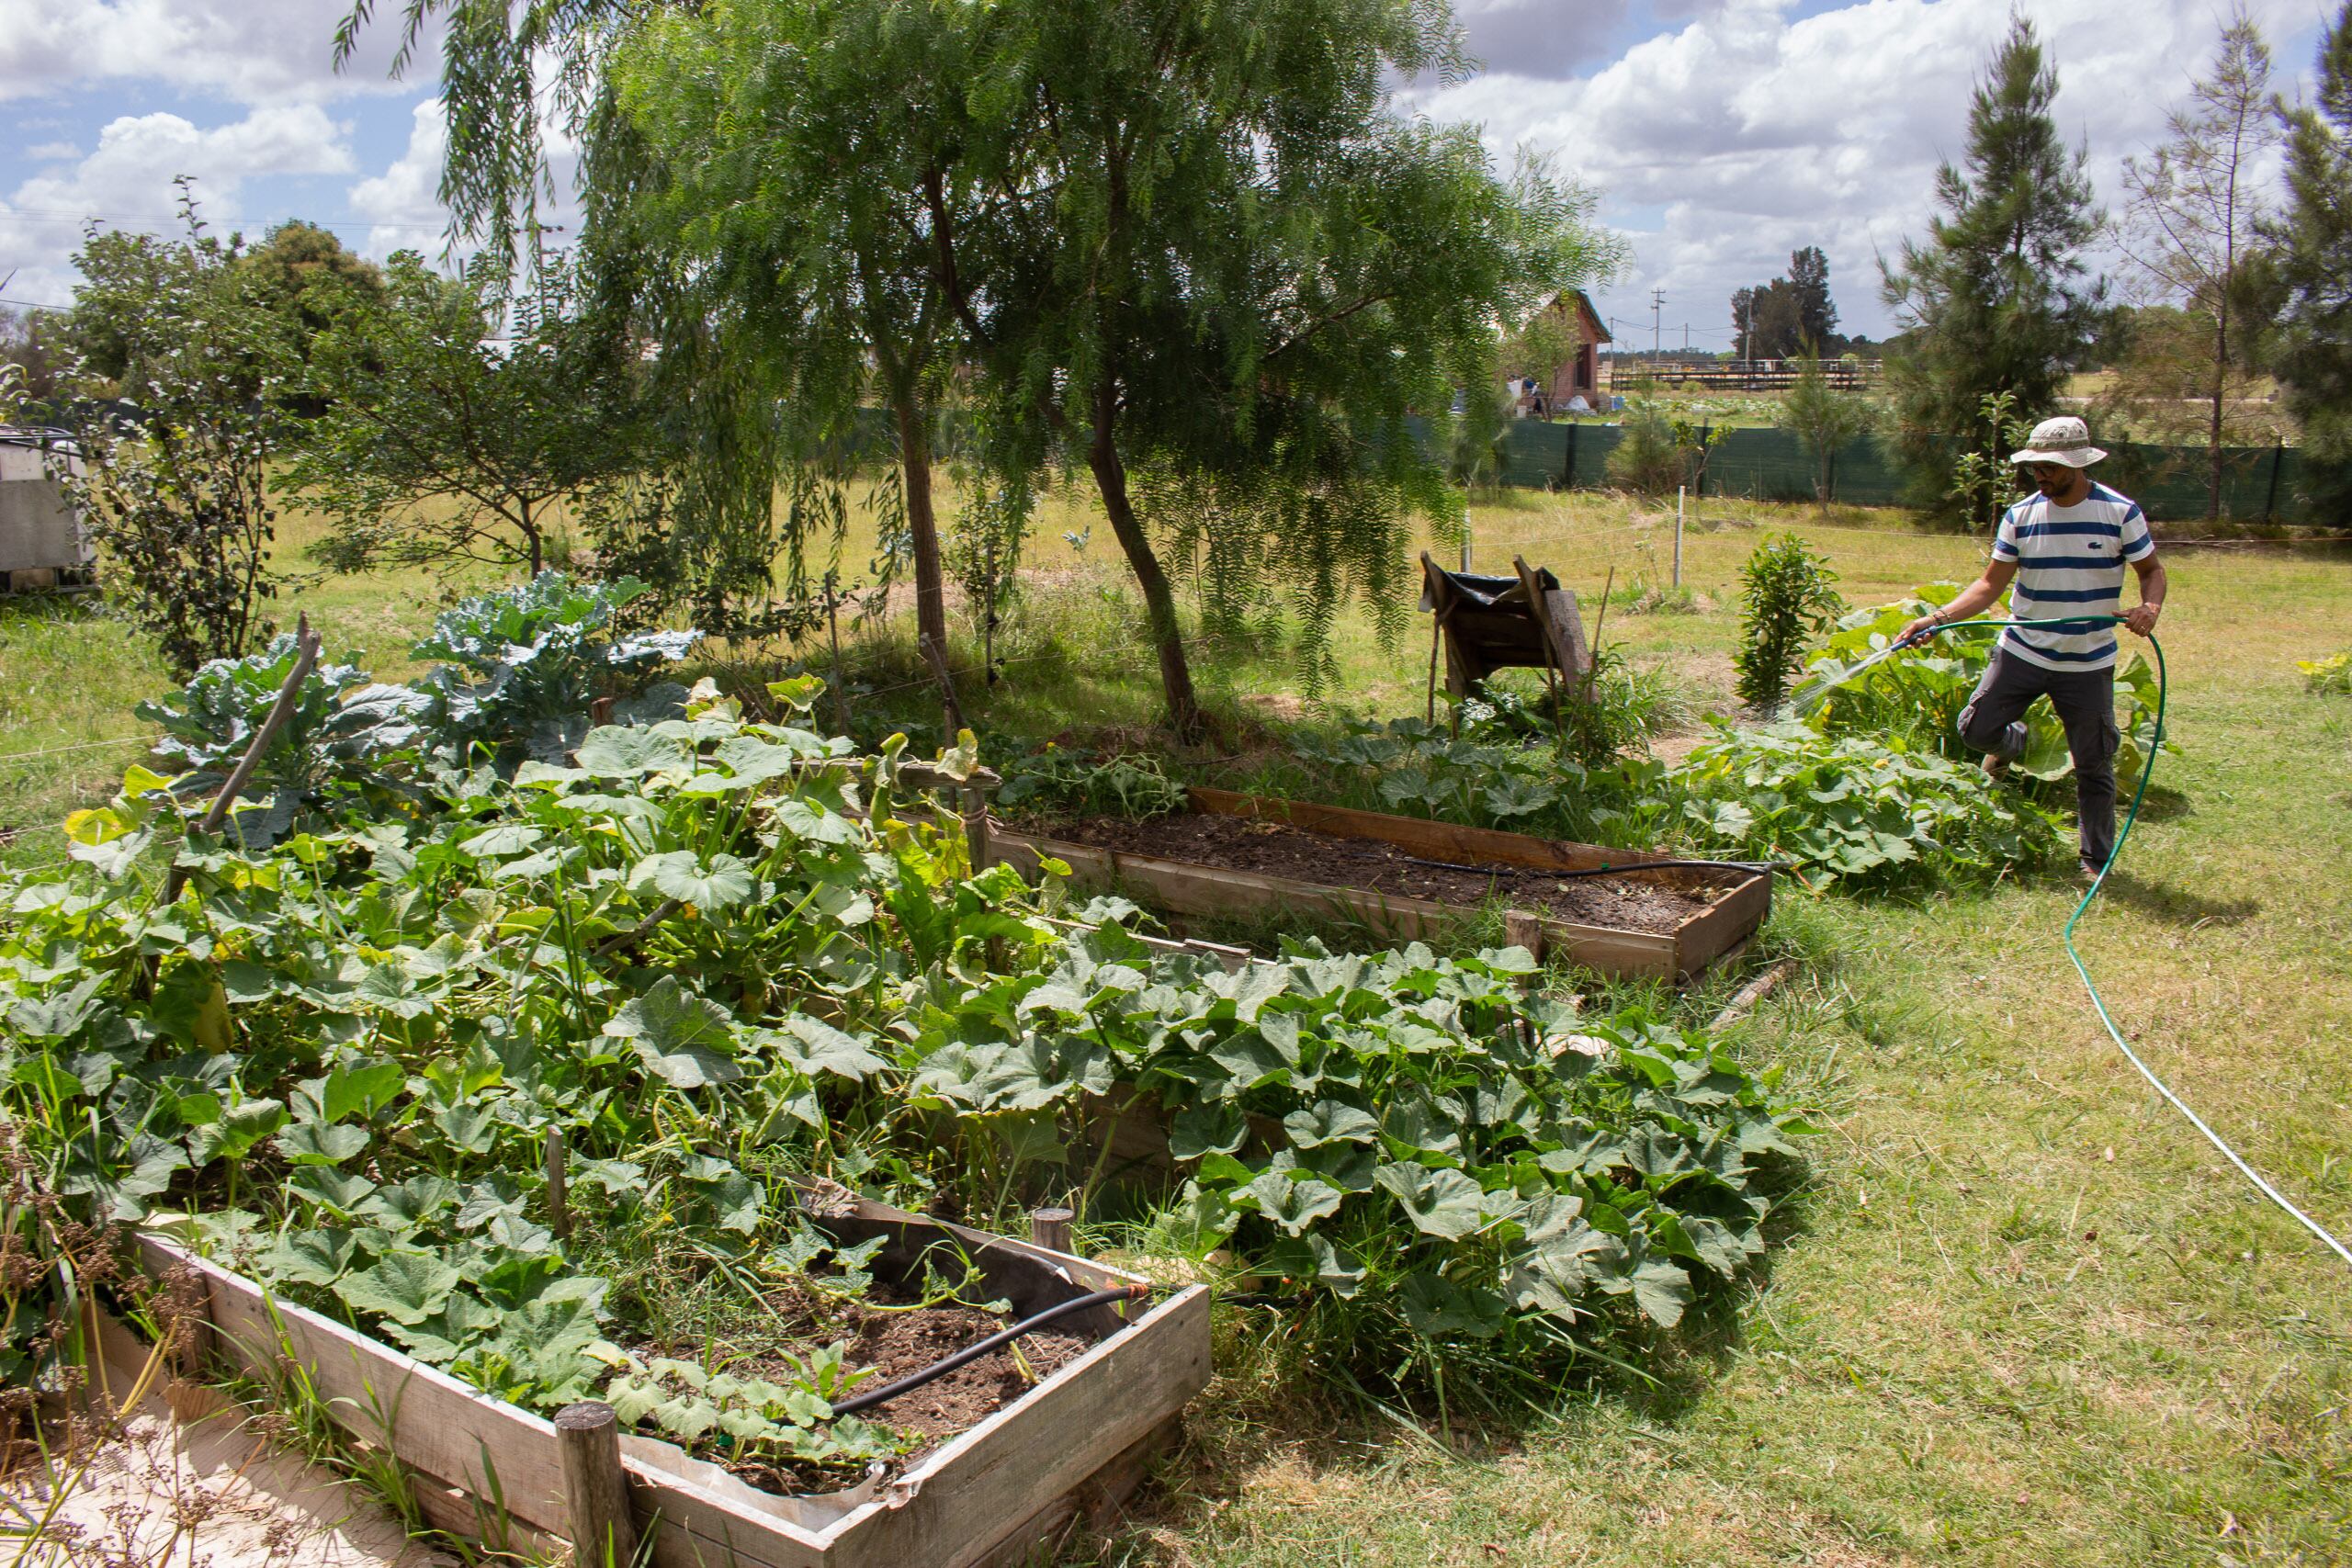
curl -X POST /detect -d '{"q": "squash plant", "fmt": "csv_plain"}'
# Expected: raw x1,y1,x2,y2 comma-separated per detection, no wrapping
1,671,1813,1430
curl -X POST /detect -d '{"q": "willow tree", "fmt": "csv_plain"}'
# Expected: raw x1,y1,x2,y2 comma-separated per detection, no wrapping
341,0,1611,735
600,0,992,724
933,0,1612,735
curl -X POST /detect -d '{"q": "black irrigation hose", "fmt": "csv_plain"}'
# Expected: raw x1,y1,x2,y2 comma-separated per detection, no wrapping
830,1284,1151,1416
1396,854,1791,881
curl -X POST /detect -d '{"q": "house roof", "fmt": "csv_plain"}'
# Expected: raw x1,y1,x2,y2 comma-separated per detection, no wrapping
1529,288,1611,343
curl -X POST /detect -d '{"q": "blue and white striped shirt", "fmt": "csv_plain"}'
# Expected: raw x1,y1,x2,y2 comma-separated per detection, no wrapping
1990,483,2155,671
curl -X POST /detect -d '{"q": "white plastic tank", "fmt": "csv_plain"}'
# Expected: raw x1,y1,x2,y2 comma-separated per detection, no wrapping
0,428,95,592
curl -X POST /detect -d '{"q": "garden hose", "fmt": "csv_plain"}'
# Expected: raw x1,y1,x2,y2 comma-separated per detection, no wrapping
1883,615,2352,1270
830,1283,1150,1416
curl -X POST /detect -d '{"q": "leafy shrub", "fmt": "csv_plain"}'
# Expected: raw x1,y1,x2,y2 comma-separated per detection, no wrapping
992,746,1189,819
410,571,702,764
1802,587,2169,782
1289,716,1671,848
1668,724,2062,886
2300,650,2352,694
133,633,428,845
1603,401,1685,494
1734,535,1844,712
0,675,1811,1416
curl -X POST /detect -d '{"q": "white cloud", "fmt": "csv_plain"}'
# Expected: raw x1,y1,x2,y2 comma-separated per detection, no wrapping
0,104,356,306
0,0,428,107
22,142,81,163
1411,0,2324,340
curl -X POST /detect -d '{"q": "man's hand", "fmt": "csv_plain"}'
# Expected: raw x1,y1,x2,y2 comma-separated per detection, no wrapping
2124,602,2162,637
1897,613,1941,648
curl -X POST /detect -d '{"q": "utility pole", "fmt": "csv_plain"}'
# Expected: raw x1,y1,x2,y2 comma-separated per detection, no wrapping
1650,288,1664,380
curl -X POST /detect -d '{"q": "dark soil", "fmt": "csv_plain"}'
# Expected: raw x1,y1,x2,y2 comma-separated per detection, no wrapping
626,1287,1093,1496
1035,812,1732,935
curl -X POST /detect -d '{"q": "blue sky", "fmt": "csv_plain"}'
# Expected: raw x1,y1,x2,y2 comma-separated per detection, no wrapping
2,0,2336,341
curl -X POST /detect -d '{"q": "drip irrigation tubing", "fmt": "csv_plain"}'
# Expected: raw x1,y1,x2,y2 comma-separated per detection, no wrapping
829,1283,1150,1415
1873,614,2352,1270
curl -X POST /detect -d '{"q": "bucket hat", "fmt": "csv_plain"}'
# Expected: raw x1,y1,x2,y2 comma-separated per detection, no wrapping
2009,414,2107,468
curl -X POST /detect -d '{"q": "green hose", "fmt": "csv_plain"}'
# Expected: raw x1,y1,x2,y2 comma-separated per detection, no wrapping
1906,615,2352,1269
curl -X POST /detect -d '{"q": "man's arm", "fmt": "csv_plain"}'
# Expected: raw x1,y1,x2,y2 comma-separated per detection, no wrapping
2123,554,2165,637
1899,558,2018,644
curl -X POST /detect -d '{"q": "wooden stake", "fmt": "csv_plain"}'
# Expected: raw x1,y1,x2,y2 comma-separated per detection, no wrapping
554,1401,637,1568
1707,958,1796,1032
1501,909,1546,968
544,1128,571,1242
166,615,321,903
1030,1207,1076,1255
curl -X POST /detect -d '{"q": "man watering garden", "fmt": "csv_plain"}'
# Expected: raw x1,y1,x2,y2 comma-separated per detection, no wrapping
1898,415,2169,880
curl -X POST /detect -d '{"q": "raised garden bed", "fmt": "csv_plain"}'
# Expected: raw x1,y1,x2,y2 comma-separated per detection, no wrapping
132,1190,1209,1568
989,786,1770,980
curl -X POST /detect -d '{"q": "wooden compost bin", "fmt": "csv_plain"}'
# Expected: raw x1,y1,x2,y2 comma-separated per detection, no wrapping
989,786,1770,981
133,1194,1210,1568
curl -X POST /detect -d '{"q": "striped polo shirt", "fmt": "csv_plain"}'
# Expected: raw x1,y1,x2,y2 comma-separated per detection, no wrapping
1990,482,2154,671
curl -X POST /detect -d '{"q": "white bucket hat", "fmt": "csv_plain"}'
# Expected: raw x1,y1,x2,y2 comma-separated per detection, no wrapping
2009,414,2107,468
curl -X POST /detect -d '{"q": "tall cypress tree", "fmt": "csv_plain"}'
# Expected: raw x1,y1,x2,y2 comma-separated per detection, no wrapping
2267,0,2352,519
1880,16,2107,523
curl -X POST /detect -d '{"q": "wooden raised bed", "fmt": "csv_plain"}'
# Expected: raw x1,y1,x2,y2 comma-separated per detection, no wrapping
989,786,1770,981
133,1192,1210,1568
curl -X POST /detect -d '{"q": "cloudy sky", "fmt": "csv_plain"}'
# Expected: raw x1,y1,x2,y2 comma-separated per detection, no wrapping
0,0,2336,344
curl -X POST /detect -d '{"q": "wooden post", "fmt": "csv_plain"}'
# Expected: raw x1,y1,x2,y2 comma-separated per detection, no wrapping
555,1402,637,1568
1501,909,1546,970
1674,487,1685,588
1030,1207,1076,1256
962,784,989,875
544,1128,571,1242
166,615,321,902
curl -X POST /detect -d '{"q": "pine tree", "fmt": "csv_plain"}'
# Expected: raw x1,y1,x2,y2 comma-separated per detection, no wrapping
1786,246,1838,351
1880,16,2107,524
2267,0,2352,518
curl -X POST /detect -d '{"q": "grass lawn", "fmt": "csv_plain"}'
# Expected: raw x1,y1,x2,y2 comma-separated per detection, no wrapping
2,482,2346,1566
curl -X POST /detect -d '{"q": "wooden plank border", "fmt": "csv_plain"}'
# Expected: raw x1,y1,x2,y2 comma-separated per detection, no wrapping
130,1198,1210,1568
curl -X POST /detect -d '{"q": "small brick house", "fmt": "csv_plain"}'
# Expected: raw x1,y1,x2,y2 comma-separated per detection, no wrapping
1509,288,1611,414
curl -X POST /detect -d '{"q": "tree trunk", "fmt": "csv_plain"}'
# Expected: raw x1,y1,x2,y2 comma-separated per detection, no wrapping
523,496,543,577
892,389,963,735
1085,406,1202,743
2209,304,2227,522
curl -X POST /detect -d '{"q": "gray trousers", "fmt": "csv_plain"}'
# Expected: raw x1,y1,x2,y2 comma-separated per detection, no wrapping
1957,645,2119,868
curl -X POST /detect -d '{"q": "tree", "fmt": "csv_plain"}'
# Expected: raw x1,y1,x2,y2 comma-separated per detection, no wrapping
55,197,283,675
0,307,68,405
1880,16,2107,524
602,0,988,728
1734,534,1842,713
934,0,1609,732
1784,351,1874,512
1786,245,1838,349
1732,249,1838,358
286,251,649,579
2115,6,2278,518
2267,0,2352,520
238,221,384,339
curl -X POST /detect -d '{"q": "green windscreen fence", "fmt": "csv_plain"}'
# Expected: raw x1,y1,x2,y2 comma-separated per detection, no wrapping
1484,419,2322,525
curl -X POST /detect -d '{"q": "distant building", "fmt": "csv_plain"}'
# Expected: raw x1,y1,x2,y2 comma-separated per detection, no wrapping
1510,289,1611,416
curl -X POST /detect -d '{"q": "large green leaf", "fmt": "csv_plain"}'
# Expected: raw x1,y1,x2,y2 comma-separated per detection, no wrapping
335,1252,461,1326
628,851,755,912
278,1118,372,1166
1397,1270,1507,1338
189,1097,288,1163
763,1014,885,1080
1283,1100,1377,1149
604,976,741,1089
1244,1170,1344,1235
1373,1163,1487,1240
1170,1102,1249,1161
261,1227,358,1288
574,727,692,777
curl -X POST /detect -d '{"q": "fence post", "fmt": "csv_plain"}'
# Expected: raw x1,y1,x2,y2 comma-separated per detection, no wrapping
1674,487,1684,588
2264,440,2285,525
1563,421,1578,490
